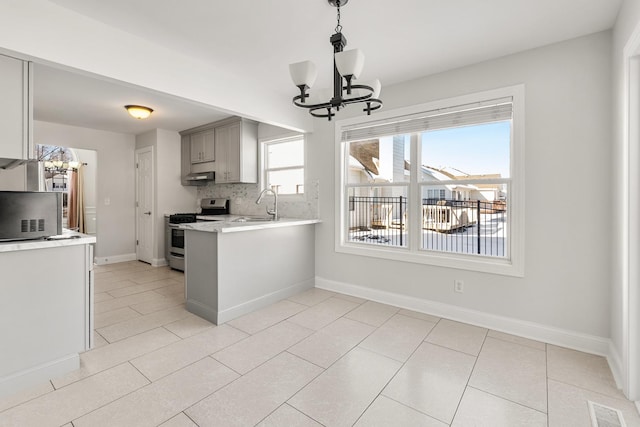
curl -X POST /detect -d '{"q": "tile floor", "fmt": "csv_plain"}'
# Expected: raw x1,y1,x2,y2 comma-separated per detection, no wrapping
1,260,639,426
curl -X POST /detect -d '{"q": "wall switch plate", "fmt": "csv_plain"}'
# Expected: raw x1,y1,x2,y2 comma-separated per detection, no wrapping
454,280,464,293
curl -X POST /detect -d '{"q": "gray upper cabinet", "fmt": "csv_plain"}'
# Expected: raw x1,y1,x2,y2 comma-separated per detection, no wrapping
190,129,215,164
0,54,32,160
215,118,257,184
180,117,257,186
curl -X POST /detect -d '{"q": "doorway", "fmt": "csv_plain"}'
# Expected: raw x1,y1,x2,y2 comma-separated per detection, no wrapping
135,146,154,264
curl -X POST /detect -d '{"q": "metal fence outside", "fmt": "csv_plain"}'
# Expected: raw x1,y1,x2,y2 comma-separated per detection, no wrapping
347,196,507,257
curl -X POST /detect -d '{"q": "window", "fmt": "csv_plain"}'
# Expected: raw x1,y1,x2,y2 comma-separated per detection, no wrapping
336,86,524,276
263,136,305,195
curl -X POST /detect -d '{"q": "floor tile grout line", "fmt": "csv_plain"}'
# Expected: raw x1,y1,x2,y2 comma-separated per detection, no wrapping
449,328,488,425
547,377,632,403
465,384,549,416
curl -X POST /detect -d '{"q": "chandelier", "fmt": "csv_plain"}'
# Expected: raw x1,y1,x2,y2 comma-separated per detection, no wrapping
289,0,382,121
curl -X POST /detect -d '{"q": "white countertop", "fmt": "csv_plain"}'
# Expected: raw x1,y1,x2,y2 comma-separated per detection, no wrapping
0,230,96,253
180,216,320,233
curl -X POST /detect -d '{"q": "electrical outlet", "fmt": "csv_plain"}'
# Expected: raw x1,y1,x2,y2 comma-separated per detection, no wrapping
454,280,464,293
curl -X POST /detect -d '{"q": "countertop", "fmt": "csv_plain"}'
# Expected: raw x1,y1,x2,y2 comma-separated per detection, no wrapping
179,216,320,234
0,229,96,253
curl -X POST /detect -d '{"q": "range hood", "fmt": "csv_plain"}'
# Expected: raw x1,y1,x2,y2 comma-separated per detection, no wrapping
185,171,215,182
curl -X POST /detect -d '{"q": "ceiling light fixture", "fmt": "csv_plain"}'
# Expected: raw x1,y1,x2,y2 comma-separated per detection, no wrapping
125,105,154,120
289,0,382,121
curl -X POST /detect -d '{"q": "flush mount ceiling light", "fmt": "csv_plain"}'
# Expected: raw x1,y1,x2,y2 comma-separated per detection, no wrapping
289,0,382,121
124,105,154,120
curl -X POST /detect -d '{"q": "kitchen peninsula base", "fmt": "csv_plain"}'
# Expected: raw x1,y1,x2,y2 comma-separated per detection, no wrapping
184,222,315,324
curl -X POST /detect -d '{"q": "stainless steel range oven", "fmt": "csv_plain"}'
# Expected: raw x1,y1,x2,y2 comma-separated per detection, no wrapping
166,198,229,271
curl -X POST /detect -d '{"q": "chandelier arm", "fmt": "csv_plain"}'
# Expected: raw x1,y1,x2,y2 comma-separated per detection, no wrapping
292,95,333,110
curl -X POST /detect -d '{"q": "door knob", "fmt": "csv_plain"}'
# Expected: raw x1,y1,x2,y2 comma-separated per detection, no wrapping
144,211,152,215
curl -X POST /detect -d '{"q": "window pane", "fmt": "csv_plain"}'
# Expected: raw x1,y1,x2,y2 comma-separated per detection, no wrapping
420,184,508,257
421,121,510,180
267,168,304,195
347,135,410,184
266,139,304,169
347,186,408,248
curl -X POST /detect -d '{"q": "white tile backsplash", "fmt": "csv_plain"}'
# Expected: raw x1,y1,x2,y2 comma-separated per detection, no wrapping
197,180,319,219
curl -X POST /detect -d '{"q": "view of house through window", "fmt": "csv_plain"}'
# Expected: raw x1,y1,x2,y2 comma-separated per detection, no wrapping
342,94,515,262
263,136,304,195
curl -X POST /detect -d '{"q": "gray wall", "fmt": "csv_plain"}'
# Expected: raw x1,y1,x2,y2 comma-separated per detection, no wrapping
311,31,613,338
35,120,136,260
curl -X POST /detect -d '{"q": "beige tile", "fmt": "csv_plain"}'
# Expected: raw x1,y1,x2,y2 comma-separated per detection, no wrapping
332,293,367,304
94,290,167,314
227,299,308,334
398,308,441,323
213,321,313,374
547,345,623,399
94,306,141,329
359,314,436,362
131,325,248,381
74,357,238,427
0,380,53,413
186,352,322,427
107,278,180,298
97,305,191,342
129,294,185,315
153,282,185,297
289,347,401,427
92,332,109,348
345,301,400,327
256,404,323,427
383,342,476,424
163,315,215,339
287,288,335,306
355,395,447,427
469,337,547,412
129,270,174,284
487,330,546,350
452,387,547,427
425,319,487,356
52,328,180,388
95,278,139,293
289,317,376,368
159,413,198,427
0,363,148,427
548,379,640,427
288,297,359,330
94,292,114,303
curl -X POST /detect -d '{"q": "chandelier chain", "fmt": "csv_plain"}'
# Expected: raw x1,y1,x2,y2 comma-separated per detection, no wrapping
334,0,342,33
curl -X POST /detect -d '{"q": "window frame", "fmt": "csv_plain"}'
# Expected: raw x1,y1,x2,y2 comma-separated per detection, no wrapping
335,85,525,277
261,134,306,197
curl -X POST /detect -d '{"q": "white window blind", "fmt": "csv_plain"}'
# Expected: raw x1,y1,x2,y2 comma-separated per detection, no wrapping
341,97,513,142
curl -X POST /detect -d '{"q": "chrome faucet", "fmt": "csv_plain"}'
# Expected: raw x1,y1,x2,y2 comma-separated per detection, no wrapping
256,188,278,220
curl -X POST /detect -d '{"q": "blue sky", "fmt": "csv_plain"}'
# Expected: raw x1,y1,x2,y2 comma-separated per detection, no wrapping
420,121,511,178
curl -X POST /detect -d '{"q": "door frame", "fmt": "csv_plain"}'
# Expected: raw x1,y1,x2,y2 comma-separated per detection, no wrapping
622,22,640,403
135,146,155,264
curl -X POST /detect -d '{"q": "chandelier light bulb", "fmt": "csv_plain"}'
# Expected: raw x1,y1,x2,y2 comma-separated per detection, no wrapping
288,0,382,120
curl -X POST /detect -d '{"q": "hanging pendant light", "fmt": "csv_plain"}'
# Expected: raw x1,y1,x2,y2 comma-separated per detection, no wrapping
289,0,382,121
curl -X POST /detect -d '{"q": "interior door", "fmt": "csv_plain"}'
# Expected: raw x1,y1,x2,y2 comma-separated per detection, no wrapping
135,147,154,264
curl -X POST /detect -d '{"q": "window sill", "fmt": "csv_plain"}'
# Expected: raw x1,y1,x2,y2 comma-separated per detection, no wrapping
335,242,524,277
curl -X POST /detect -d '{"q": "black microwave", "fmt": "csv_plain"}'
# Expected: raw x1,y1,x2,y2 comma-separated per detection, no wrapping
0,191,62,241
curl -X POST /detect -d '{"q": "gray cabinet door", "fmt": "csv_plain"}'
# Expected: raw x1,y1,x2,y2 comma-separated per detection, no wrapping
0,54,29,159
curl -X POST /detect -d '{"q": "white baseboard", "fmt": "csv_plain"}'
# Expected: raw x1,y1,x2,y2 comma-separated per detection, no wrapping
0,353,79,399
315,276,611,357
94,253,136,265
218,279,315,324
151,258,168,267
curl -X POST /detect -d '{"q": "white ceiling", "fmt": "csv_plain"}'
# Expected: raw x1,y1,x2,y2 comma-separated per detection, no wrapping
34,0,622,135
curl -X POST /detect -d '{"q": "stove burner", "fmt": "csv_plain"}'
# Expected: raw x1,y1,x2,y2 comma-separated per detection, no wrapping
169,213,197,224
